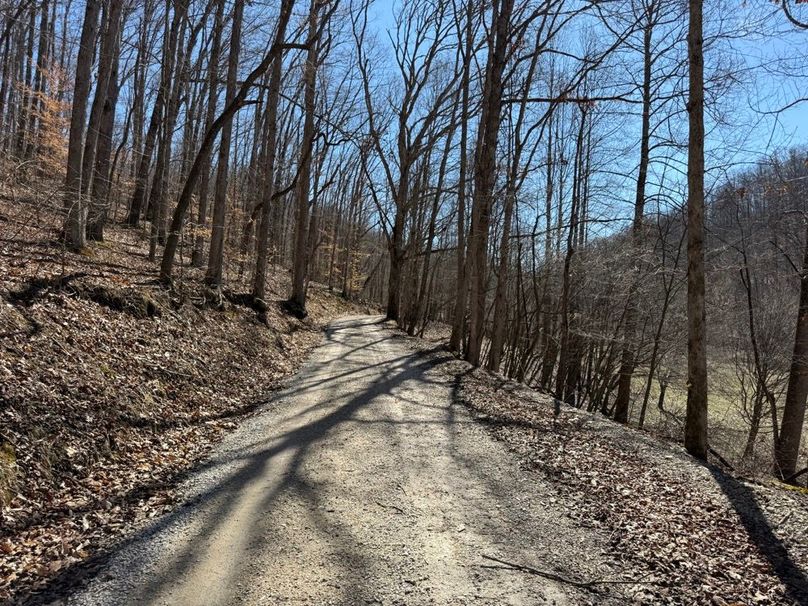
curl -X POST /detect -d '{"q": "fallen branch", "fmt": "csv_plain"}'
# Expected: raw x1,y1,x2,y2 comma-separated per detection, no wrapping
480,554,595,589
776,510,794,528
708,447,734,471
374,500,405,514
480,554,670,590
783,467,808,485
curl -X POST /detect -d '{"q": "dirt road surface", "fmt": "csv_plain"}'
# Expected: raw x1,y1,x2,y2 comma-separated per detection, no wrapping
65,316,623,606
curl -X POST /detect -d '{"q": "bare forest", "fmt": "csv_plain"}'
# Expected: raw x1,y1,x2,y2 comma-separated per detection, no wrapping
1,0,808,604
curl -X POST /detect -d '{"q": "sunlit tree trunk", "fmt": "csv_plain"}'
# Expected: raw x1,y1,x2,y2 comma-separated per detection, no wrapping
252,0,295,300
289,0,321,315
466,0,515,366
684,0,708,460
206,0,245,288
776,222,808,480
63,0,101,250
191,0,224,267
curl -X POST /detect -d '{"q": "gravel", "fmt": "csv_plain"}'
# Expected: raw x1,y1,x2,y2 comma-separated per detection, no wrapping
58,316,629,606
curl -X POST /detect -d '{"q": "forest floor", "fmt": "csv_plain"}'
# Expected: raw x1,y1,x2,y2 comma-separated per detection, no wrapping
0,196,370,604
400,335,808,606
2,196,808,606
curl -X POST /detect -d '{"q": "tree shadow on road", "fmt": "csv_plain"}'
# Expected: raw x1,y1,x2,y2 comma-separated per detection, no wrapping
27,317,453,605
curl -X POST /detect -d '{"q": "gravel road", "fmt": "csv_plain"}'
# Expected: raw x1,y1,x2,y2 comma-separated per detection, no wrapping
65,316,622,606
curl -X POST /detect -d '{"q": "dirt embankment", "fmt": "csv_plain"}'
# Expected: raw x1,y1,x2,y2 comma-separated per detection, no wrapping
0,198,369,603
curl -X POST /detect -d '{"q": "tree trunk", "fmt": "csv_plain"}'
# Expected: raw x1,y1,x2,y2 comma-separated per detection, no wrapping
466,0,515,366
488,186,515,372
684,0,708,460
84,0,124,240
289,0,320,314
775,222,808,480
149,7,193,261
191,0,225,267
449,0,474,352
126,3,180,227
87,25,121,241
386,203,407,322
14,4,35,157
24,0,49,160
613,8,653,424
62,0,101,250
251,0,295,299
206,0,245,288
160,0,294,287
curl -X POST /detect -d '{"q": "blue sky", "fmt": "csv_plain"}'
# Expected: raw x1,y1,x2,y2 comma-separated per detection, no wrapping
365,0,807,156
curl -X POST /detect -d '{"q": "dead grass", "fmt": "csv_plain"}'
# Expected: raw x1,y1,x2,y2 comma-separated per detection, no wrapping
630,361,805,477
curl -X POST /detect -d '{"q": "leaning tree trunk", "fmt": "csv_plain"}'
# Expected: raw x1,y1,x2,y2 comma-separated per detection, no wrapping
160,0,295,287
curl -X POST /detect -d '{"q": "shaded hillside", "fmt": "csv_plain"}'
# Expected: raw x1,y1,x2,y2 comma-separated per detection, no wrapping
0,197,370,603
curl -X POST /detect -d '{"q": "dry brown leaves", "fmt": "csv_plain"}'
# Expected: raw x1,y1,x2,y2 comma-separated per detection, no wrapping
0,197,367,603
441,361,808,606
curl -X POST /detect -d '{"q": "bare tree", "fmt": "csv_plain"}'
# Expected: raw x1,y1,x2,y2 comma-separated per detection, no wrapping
62,0,101,250
288,0,324,316
465,0,515,366
684,0,708,460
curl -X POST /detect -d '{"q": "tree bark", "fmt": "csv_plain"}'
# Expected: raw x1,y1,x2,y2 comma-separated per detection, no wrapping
289,0,321,314
249,0,295,298
684,0,708,460
191,0,225,267
84,0,124,240
775,221,808,480
62,0,101,250
465,0,515,366
206,0,245,287
87,22,121,241
448,0,474,353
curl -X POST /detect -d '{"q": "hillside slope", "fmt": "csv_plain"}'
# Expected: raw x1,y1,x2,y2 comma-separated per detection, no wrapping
0,197,368,603
394,331,808,605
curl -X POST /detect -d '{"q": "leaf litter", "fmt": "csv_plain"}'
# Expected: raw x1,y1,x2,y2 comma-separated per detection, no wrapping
0,198,370,604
